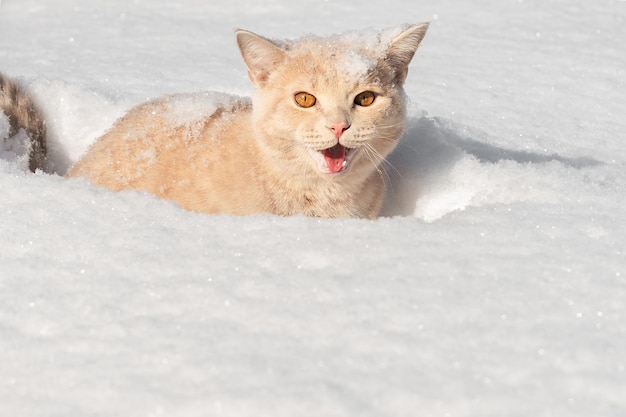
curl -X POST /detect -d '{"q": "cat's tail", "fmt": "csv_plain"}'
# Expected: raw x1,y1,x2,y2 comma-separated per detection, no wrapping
0,71,47,172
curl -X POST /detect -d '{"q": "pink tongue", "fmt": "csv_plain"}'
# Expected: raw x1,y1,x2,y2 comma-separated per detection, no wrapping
322,144,346,173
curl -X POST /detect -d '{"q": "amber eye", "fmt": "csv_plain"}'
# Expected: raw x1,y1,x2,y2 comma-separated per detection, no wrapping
354,91,376,107
294,92,317,108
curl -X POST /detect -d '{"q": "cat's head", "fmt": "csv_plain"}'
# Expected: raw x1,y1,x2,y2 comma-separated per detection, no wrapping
236,24,428,178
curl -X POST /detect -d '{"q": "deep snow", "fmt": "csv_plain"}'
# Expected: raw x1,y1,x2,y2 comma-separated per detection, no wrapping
1,0,625,416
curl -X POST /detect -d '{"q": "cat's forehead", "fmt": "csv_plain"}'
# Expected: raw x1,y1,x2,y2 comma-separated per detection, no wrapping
278,44,373,88
277,27,406,84
286,26,405,57
295,45,376,80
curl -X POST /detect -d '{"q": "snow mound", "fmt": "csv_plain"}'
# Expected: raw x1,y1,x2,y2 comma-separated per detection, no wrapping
0,111,32,171
0,111,8,139
28,78,127,175
383,116,605,221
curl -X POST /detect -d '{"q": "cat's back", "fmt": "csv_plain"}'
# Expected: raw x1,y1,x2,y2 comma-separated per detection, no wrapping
76,91,252,154
67,92,253,193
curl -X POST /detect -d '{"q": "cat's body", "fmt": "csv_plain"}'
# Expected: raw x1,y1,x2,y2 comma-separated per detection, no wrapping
68,92,386,217
3,24,428,218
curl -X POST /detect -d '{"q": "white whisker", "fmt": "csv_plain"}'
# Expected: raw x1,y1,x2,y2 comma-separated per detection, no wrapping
359,143,394,190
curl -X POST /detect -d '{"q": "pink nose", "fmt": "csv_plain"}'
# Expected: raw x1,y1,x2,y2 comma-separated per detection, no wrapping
328,122,350,139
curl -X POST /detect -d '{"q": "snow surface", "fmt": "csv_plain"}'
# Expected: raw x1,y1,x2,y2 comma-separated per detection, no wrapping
1,0,625,416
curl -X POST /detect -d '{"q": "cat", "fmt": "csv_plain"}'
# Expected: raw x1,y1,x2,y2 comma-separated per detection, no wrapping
0,72,47,172
3,24,428,218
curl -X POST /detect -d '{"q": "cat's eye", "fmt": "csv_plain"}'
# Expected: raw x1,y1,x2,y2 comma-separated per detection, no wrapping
295,92,317,108
354,91,376,107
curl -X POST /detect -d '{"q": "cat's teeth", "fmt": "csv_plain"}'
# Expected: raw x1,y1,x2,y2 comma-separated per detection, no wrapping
341,160,347,168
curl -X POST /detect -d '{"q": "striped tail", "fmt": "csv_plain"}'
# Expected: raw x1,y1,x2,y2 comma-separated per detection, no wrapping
0,72,47,172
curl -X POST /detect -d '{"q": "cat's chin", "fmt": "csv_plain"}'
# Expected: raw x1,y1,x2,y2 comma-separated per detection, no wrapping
306,145,360,175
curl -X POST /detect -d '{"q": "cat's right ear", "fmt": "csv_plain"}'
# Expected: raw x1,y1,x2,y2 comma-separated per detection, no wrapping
236,30,287,87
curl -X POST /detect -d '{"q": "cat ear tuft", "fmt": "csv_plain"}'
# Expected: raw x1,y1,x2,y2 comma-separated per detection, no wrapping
385,23,429,83
235,29,287,87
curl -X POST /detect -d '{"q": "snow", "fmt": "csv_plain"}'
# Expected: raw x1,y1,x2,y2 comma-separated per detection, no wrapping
0,112,28,169
1,0,625,416
159,92,247,128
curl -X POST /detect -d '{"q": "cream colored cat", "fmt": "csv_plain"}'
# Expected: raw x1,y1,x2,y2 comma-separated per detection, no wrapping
5,24,428,218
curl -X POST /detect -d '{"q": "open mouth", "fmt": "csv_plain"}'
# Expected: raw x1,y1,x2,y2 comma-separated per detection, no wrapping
307,143,359,174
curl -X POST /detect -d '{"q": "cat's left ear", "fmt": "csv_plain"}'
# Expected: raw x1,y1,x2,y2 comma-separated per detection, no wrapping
385,23,429,83
236,29,288,87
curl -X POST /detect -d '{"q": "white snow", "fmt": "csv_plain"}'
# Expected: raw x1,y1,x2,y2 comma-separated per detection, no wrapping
1,0,625,416
0,111,8,138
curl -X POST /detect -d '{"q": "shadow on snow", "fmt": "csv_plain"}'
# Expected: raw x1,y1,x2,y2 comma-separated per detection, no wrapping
381,116,603,217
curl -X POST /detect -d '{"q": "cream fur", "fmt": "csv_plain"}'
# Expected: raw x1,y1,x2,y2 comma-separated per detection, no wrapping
67,24,429,218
